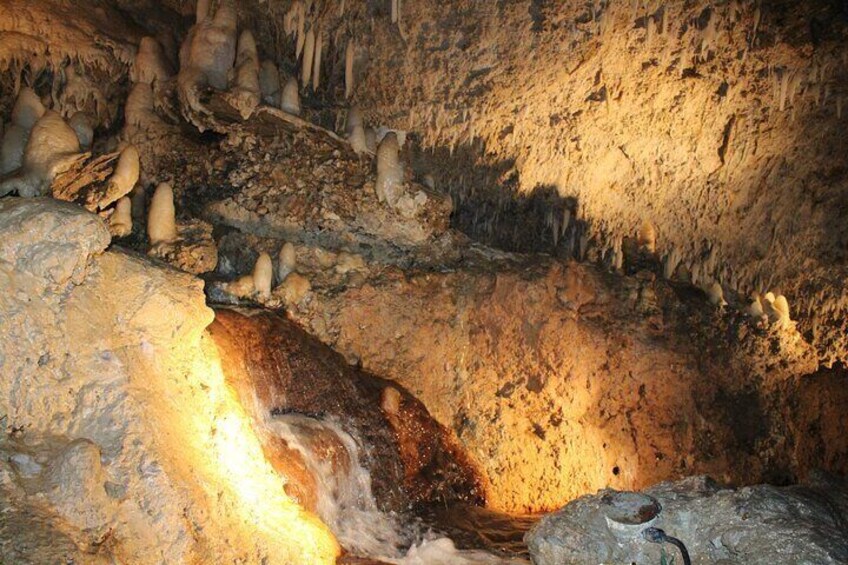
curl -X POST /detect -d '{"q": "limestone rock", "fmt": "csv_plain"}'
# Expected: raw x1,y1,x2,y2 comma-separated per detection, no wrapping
527,474,848,565
0,198,110,288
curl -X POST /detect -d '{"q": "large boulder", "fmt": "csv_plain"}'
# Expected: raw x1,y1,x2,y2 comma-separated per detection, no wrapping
526,474,848,565
0,199,337,563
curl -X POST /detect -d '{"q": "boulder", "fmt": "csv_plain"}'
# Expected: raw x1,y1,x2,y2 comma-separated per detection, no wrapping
526,474,848,565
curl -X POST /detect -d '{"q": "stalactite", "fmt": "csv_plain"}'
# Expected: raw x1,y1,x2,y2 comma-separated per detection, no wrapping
196,0,211,22
345,39,355,99
312,29,323,91
302,28,315,88
296,2,306,59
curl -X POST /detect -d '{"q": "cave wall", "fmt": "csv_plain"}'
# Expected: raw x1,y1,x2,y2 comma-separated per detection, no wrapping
343,0,848,367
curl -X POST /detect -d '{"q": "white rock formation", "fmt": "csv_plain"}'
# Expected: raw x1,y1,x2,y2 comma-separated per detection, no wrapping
278,242,296,282
349,123,368,154
375,132,403,204
109,196,133,237
281,77,301,115
345,39,355,98
0,111,81,197
125,82,159,130
301,28,315,88
177,0,238,117
108,144,140,199
253,252,273,299
148,182,178,244
133,37,173,86
229,30,261,119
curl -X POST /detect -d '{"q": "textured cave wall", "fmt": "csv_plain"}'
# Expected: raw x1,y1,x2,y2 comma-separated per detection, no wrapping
334,0,848,367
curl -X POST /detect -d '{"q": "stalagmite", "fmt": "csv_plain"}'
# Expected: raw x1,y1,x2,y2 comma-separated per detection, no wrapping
301,28,315,87
130,184,146,223
772,294,791,327
349,123,368,154
381,386,402,416
230,30,261,119
365,127,377,153
228,275,256,297
109,196,133,237
335,252,366,274
280,272,311,304
68,112,94,150
280,78,301,115
259,61,281,107
177,0,238,117
375,132,403,204
745,293,765,319
0,111,81,197
11,87,46,131
253,252,273,299
0,125,28,175
312,30,324,91
346,106,362,135
108,145,140,199
706,281,727,307
148,182,178,245
125,82,158,129
134,37,173,85
277,242,297,282
345,39,355,98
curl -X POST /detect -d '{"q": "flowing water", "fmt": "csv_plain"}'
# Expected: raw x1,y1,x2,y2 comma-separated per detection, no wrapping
269,413,534,564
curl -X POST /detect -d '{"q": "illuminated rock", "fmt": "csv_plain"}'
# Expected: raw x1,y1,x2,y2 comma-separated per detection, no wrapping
253,252,273,299
147,182,177,245
109,196,133,237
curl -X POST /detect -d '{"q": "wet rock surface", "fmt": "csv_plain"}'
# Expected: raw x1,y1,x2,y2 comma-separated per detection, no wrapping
526,474,848,565
209,307,485,513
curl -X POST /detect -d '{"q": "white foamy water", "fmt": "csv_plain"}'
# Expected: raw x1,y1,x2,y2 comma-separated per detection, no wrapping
269,414,528,564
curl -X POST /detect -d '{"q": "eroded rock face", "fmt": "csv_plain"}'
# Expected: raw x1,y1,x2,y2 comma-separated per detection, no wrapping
287,253,848,513
526,474,848,565
0,200,337,564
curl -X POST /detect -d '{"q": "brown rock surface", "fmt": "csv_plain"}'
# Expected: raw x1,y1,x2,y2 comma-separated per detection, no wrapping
287,255,845,513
